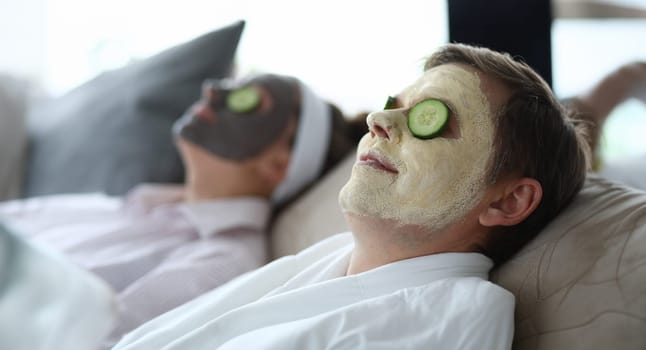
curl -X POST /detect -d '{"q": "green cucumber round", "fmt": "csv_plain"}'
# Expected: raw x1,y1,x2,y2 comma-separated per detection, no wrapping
407,99,449,139
226,87,261,113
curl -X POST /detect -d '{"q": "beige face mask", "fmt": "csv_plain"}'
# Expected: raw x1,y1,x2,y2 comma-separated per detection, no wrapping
339,64,495,231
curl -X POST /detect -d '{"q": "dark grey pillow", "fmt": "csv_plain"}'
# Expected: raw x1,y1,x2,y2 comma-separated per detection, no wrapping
24,20,245,197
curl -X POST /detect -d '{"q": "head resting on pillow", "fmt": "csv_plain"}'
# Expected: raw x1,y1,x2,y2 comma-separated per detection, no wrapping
174,73,368,205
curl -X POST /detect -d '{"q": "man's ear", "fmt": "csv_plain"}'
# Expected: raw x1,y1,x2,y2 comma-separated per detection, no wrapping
479,178,543,227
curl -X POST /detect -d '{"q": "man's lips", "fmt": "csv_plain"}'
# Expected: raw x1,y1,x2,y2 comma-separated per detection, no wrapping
358,152,399,174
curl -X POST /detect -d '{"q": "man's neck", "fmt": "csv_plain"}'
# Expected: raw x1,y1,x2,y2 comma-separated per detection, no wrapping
344,213,485,275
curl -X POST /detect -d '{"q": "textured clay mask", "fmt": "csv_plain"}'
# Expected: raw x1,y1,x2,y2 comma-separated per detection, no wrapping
173,74,299,160
339,64,495,231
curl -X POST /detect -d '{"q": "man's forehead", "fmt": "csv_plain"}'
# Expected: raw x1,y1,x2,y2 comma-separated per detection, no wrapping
400,64,482,99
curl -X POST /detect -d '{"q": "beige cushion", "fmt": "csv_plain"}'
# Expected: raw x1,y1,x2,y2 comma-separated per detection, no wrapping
271,153,646,349
491,174,646,349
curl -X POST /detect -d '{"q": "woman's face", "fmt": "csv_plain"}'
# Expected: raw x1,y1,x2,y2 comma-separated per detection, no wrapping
339,64,497,231
173,74,300,160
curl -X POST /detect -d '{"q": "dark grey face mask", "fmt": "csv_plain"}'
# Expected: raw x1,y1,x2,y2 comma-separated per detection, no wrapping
173,74,300,160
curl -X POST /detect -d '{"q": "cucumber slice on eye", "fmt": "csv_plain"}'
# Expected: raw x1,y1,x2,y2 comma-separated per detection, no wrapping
384,95,397,110
226,86,261,113
407,99,449,139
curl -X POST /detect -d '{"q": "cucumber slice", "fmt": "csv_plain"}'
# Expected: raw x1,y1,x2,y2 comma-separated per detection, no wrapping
407,99,449,139
384,95,397,110
226,86,261,113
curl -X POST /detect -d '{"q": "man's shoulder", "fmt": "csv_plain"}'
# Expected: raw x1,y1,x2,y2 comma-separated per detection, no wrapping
354,268,511,311
401,276,514,312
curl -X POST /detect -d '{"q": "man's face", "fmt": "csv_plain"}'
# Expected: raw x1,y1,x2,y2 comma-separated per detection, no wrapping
173,75,299,160
339,64,497,231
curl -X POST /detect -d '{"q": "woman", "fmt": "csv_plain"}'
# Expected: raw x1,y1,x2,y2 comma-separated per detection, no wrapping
0,73,367,347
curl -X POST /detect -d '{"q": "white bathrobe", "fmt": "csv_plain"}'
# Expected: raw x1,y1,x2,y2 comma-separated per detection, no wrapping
114,232,514,350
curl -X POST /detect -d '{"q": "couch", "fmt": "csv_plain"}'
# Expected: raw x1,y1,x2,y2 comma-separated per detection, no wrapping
1,21,645,349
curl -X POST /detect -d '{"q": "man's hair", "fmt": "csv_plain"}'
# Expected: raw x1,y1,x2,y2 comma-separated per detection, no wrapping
425,43,591,264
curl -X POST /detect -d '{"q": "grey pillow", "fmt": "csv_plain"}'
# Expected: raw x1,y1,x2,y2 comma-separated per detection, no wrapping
24,20,245,197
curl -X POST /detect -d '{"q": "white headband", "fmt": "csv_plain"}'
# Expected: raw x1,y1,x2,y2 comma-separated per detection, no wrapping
271,81,332,205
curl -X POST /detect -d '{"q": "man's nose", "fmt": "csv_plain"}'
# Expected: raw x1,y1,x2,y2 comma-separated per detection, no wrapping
367,111,402,143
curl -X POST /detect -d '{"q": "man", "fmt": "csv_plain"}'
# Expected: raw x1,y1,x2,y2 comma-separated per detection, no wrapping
0,73,366,347
111,43,590,349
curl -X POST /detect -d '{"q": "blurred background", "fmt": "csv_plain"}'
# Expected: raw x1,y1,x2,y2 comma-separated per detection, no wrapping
1,0,645,160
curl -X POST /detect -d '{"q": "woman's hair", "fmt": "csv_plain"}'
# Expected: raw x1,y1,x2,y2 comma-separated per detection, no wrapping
425,43,591,265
